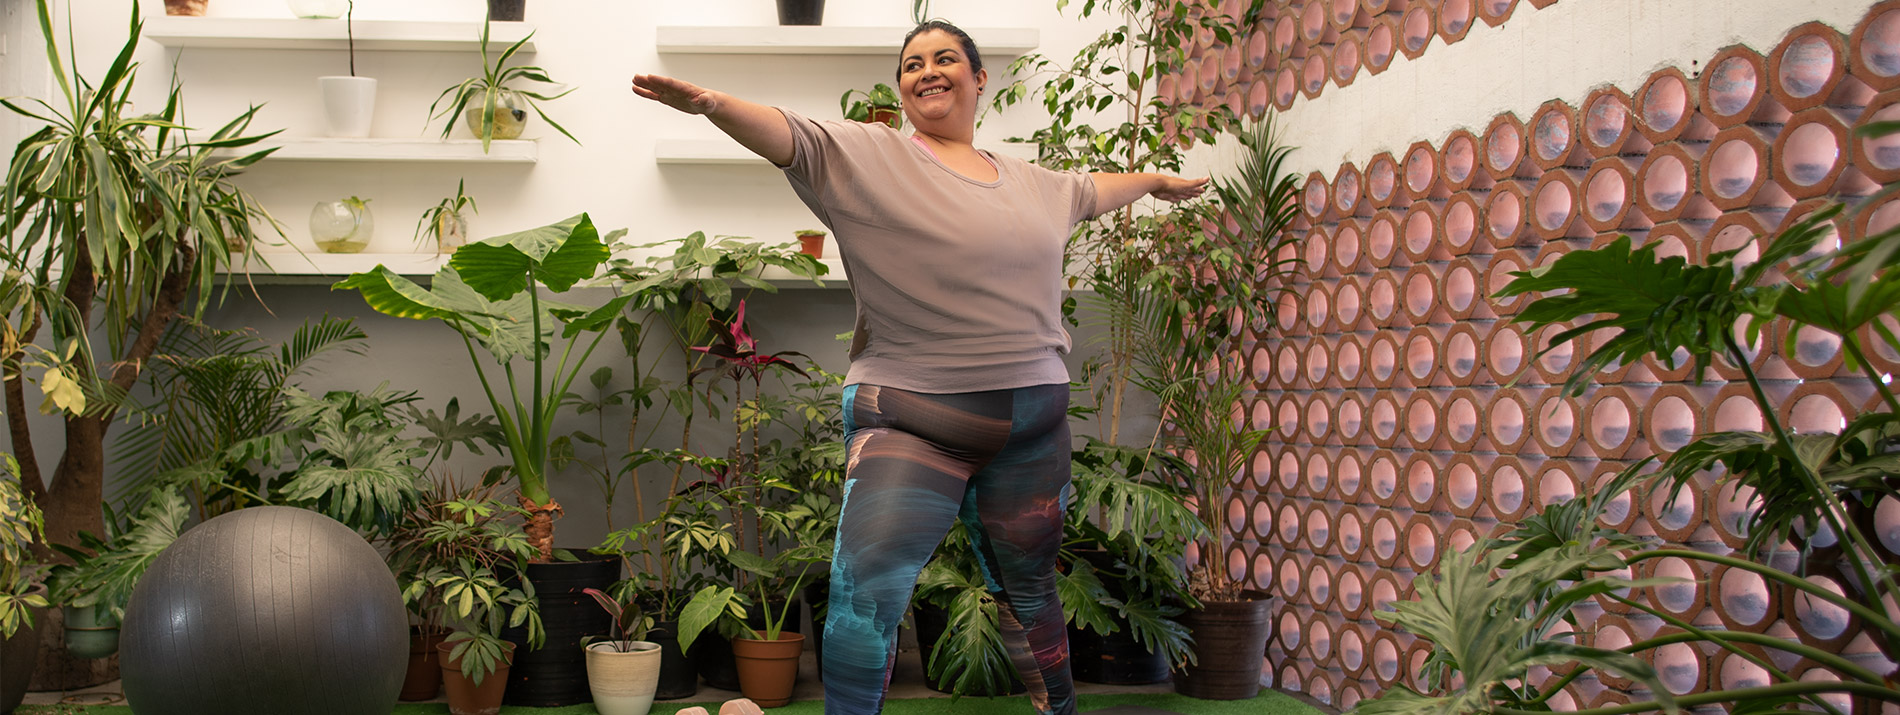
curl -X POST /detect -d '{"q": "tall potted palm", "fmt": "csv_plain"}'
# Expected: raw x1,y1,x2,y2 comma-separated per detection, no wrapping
337,214,630,706
0,0,281,688
1127,117,1302,700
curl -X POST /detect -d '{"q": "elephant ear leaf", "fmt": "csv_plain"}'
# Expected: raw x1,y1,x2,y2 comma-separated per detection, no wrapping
450,213,607,300
334,265,457,322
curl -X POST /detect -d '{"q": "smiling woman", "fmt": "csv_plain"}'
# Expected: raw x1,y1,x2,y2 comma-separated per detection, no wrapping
628,21,1207,715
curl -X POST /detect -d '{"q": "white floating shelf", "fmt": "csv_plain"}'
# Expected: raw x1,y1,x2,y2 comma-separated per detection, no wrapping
655,137,1039,166
144,17,535,53
656,26,1037,56
225,252,449,281
215,138,537,164
756,258,845,288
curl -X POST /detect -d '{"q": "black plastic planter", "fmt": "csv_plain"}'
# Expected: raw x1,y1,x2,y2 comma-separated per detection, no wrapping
776,0,823,25
487,0,524,21
646,620,699,700
501,552,620,707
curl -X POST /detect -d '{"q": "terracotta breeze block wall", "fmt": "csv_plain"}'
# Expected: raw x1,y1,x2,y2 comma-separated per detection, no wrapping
1174,1,1900,710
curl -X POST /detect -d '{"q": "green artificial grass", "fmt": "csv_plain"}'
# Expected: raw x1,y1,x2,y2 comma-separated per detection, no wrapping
17,690,1319,715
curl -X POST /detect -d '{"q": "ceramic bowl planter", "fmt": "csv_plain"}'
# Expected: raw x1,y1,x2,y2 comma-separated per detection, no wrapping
318,76,377,138
731,631,805,708
795,230,826,259
463,90,528,142
309,197,374,254
60,606,119,660
400,628,449,701
585,641,662,715
776,0,824,25
438,640,515,715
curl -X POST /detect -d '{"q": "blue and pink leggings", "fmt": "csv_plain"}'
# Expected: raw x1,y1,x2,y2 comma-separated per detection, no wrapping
821,383,1076,715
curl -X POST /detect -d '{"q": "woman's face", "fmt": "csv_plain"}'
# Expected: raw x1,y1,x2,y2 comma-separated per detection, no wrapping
897,29,986,135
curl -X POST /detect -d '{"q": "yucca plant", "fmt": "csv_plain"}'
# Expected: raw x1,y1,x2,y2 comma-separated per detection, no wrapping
0,0,282,562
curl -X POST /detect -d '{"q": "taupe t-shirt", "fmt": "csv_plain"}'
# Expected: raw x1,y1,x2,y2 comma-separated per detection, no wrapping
778,108,1098,393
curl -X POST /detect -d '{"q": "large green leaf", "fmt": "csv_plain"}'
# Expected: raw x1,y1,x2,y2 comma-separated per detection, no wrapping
333,266,458,322
449,213,607,300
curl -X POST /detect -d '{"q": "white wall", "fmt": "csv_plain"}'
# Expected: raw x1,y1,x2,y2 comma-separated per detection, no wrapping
1273,0,1878,176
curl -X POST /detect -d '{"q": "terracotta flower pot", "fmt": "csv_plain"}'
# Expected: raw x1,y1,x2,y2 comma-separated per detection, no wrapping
796,232,826,259
438,640,515,715
585,641,662,715
867,107,902,129
400,628,449,701
731,631,805,708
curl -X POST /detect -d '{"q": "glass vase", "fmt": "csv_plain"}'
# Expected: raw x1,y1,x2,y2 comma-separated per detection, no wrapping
433,212,468,253
310,198,374,254
463,90,528,141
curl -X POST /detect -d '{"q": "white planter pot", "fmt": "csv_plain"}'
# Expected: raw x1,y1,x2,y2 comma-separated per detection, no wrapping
317,76,377,138
585,641,662,715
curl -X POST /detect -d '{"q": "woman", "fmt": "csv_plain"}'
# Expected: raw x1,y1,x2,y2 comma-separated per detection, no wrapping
633,20,1205,715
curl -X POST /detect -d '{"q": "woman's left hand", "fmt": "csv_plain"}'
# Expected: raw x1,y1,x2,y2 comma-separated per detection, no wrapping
1152,176,1210,203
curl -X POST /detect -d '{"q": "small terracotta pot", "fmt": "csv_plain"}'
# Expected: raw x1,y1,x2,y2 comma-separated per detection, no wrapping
796,233,826,259
400,628,449,701
867,107,902,129
731,631,806,708
164,0,208,15
438,640,515,715
585,641,662,715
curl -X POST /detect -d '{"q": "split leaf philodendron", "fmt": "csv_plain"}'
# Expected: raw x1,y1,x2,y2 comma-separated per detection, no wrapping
336,214,629,562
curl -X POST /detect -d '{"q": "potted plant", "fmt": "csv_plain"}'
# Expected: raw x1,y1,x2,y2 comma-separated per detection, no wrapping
338,214,631,706
840,83,901,129
428,17,577,152
310,196,374,253
1060,437,1202,685
793,229,826,259
487,0,525,22
318,1,376,138
913,525,1027,697
44,489,190,662
383,473,528,702
2,4,282,688
433,555,542,715
724,536,828,706
417,180,479,254
1,453,49,714
164,0,207,16
777,0,823,25
581,588,661,715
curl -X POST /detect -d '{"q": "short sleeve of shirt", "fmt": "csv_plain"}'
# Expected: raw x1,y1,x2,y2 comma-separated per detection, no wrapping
1067,171,1099,225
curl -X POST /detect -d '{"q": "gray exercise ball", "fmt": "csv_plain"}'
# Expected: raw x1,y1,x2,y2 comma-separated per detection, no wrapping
120,506,407,715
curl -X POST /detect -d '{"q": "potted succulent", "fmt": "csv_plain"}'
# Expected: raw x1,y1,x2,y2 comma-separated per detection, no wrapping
428,17,577,152
417,180,479,254
840,83,901,129
318,1,376,138
1,454,49,714
581,588,661,715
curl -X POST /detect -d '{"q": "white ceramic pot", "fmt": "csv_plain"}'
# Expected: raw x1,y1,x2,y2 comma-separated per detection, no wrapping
584,641,662,715
318,76,377,138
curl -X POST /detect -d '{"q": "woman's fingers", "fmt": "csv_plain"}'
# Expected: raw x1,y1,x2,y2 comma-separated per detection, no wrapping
1154,176,1210,202
630,74,715,115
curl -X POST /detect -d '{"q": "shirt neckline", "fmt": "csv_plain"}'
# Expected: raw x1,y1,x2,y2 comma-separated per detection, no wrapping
909,134,1004,188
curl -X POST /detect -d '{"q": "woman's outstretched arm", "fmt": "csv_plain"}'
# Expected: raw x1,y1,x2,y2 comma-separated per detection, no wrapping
1088,173,1210,217
632,74,795,167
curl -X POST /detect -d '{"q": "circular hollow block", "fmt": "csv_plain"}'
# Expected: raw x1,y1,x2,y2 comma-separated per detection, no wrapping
1701,45,1781,128
1484,113,1530,180
1769,22,1849,113
1636,67,1699,144
120,507,408,715
1366,151,1400,209
1851,1,1900,90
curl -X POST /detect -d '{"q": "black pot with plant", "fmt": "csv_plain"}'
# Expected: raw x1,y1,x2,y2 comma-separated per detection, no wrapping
500,551,620,706
487,0,524,21
776,0,824,25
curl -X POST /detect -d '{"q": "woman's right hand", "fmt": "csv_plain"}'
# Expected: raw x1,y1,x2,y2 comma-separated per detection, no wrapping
631,74,720,116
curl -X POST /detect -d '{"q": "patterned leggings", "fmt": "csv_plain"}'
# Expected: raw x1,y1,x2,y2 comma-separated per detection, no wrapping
822,383,1076,715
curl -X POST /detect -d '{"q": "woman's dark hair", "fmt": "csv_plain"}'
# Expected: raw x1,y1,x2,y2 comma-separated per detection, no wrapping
898,20,983,80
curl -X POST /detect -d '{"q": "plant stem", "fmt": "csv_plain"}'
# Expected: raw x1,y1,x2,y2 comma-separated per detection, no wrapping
1725,332,1884,613
1841,335,1900,412
1614,594,1868,700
